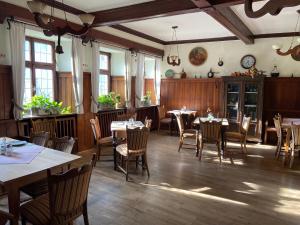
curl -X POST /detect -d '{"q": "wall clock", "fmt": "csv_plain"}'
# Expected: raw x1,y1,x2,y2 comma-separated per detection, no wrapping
241,54,256,69
189,47,207,66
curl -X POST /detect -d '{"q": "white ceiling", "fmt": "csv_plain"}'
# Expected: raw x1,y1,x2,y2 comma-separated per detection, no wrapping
63,0,154,13
122,12,234,41
231,1,300,34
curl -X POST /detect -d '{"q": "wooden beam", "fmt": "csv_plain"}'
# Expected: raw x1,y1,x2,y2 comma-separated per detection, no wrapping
39,0,85,15
191,0,254,44
91,0,201,27
0,1,164,56
111,25,167,45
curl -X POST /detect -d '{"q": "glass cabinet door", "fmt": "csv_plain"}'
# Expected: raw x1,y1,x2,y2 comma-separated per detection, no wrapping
244,83,258,122
226,83,240,122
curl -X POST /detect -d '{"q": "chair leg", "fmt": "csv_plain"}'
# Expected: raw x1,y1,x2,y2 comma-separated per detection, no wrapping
178,136,183,152
196,136,200,157
243,140,247,153
126,157,129,181
144,154,150,177
83,201,89,225
198,141,203,161
21,216,27,225
97,143,101,161
158,122,160,133
264,130,268,144
217,142,222,163
136,156,139,169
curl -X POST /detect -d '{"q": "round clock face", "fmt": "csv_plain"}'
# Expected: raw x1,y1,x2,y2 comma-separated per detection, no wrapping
241,55,256,69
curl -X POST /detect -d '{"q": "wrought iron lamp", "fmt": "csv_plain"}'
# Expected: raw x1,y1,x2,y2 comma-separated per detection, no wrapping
272,10,300,61
167,26,181,66
27,0,95,54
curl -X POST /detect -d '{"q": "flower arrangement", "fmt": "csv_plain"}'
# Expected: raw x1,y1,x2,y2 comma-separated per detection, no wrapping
23,95,72,115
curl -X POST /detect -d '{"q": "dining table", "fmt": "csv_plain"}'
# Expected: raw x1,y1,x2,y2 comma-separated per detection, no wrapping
167,109,197,135
193,117,229,155
0,138,80,225
281,118,300,166
111,121,144,170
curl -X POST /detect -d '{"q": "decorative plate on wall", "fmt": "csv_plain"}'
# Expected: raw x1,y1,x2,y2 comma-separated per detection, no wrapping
165,69,175,78
189,47,208,66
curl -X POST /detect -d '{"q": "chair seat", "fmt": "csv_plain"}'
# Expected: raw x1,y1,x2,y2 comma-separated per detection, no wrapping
98,136,113,144
160,118,172,124
182,129,198,138
266,127,276,132
225,131,245,140
20,194,51,225
116,144,145,156
21,179,48,198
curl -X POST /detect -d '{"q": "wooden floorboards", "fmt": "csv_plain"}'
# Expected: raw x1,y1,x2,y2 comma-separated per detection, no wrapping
76,132,300,225
1,132,300,224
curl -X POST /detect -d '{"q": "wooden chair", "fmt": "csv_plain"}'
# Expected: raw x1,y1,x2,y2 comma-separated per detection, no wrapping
0,210,13,225
224,116,251,153
30,131,50,147
290,124,300,168
264,120,277,144
157,105,172,134
199,120,222,163
175,113,199,154
273,116,286,159
90,116,112,160
31,119,56,147
53,136,76,154
20,155,96,225
116,126,150,181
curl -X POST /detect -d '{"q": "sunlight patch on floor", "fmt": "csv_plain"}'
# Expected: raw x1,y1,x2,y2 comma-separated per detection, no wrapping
274,200,300,215
140,183,248,206
279,187,300,200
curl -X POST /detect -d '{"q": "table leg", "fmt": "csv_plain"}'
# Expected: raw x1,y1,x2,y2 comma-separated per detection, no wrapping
112,130,117,170
7,184,20,225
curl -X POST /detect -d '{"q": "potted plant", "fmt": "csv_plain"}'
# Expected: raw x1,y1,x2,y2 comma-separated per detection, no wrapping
23,95,72,116
142,91,151,106
97,92,115,110
115,94,121,109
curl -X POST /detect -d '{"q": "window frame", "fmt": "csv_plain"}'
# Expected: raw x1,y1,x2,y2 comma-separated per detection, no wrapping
99,51,111,94
25,36,56,101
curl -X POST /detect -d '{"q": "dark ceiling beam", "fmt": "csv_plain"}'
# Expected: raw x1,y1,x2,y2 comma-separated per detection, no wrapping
0,1,164,56
91,0,202,27
191,0,254,44
39,0,86,15
111,25,167,45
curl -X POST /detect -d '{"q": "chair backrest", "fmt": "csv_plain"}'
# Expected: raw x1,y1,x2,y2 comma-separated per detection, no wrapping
0,210,13,225
273,116,282,138
126,127,150,152
30,131,50,147
127,107,137,120
31,119,56,139
240,116,251,135
200,121,221,142
291,124,300,146
47,155,96,223
144,117,152,129
53,136,75,154
158,105,166,120
90,117,101,140
175,113,184,133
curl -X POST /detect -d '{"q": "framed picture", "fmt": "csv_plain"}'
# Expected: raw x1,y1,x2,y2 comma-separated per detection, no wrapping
189,47,207,66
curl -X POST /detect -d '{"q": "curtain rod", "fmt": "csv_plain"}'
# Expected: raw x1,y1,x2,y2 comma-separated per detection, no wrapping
6,17,162,59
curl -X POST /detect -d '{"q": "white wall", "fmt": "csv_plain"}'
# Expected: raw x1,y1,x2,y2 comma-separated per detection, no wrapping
162,37,300,78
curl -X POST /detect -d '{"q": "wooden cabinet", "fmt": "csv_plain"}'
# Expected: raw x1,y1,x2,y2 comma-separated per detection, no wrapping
223,76,264,142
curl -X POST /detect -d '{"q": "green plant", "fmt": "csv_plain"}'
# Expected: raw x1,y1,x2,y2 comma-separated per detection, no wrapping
143,91,151,102
23,95,72,115
97,92,121,108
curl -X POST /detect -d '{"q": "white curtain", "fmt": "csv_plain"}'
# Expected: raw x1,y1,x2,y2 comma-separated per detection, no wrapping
72,37,84,114
135,53,145,107
9,22,26,120
91,42,100,113
154,57,161,105
124,50,132,108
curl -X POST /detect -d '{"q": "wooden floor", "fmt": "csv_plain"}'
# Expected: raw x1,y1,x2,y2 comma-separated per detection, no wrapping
1,132,300,225
76,132,300,225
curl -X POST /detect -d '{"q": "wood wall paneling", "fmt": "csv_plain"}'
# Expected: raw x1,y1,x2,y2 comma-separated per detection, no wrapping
111,76,126,104
57,72,75,111
0,65,13,120
160,78,223,116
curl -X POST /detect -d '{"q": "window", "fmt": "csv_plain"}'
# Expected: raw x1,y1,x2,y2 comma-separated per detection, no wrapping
99,52,111,96
24,37,55,104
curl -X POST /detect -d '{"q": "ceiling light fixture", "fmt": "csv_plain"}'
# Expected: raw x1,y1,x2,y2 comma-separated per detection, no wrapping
167,26,181,66
245,0,300,18
272,10,300,61
27,0,95,54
